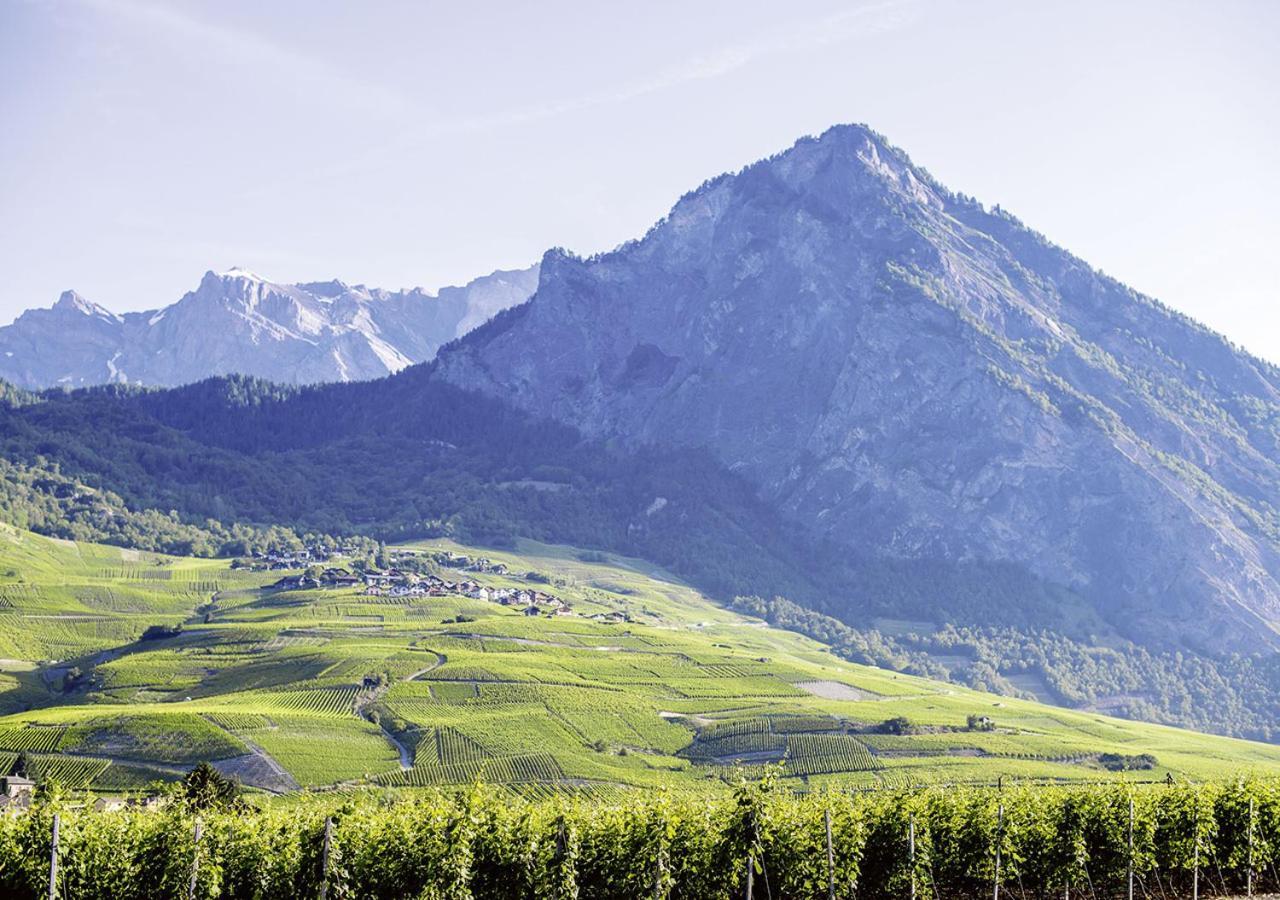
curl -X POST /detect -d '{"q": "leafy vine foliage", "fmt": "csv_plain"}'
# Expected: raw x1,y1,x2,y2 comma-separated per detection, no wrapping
3,780,1280,899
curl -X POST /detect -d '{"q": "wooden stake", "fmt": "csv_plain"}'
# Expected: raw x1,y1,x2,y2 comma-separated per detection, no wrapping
47,813,59,900
994,804,1003,900
825,809,835,900
319,817,333,900
746,854,754,900
1193,813,1200,900
189,817,203,900
1127,797,1134,900
909,816,916,900
1248,796,1255,898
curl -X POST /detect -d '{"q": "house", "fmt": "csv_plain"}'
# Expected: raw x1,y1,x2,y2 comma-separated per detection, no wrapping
522,605,541,617
93,796,128,812
0,775,34,812
320,568,360,587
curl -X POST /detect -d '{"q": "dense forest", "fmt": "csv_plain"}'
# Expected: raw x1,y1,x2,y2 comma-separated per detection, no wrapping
0,374,825,599
4,372,1280,741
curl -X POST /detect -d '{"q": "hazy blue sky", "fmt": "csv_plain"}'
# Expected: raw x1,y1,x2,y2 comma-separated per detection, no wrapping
3,0,1278,362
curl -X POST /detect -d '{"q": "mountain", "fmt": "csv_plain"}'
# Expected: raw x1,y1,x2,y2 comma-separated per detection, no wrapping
434,124,1280,657
0,264,539,388
4,123,1280,740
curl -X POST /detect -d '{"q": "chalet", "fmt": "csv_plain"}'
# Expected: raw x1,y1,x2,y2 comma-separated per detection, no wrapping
522,605,541,617
269,574,317,591
321,567,360,587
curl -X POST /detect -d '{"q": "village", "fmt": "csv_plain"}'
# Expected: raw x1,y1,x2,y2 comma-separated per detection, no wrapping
262,548,583,619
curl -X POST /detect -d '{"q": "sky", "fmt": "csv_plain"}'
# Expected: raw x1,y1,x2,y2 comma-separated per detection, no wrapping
2,0,1278,362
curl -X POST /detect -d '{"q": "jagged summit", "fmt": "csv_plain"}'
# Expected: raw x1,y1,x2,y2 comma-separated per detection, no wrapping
215,266,266,280
53,289,120,320
0,264,540,388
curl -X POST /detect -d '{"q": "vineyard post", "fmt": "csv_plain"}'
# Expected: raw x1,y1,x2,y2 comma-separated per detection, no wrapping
47,813,59,900
188,817,203,900
825,808,835,900
1127,796,1134,900
745,854,754,900
318,817,334,900
993,803,1003,900
1193,803,1199,900
909,815,916,900
1248,796,1255,898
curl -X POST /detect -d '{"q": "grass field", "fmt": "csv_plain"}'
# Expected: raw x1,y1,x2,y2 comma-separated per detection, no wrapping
3,525,1280,794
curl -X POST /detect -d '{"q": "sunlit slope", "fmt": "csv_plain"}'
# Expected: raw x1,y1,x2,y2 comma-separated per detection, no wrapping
2,529,1280,794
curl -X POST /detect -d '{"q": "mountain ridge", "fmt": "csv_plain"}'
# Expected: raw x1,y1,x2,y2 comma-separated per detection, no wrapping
2,123,1280,739
433,123,1280,655
0,263,540,388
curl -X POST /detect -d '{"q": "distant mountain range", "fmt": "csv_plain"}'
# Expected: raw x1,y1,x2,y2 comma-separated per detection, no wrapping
0,265,539,388
4,123,1280,738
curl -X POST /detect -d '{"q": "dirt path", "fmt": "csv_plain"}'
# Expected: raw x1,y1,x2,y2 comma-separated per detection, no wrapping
354,653,444,769
405,650,446,681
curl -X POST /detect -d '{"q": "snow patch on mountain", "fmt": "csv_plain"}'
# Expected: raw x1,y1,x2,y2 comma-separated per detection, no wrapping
0,264,540,388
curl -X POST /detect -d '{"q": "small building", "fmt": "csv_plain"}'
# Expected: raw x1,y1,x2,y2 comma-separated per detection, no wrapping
0,775,34,813
522,605,541,617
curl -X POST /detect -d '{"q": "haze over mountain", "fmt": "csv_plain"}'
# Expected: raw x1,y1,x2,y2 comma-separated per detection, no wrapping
4,124,1280,739
0,265,539,388
436,124,1280,656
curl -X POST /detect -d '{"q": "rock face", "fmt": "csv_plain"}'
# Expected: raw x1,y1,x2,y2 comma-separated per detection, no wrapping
436,124,1280,654
0,265,539,388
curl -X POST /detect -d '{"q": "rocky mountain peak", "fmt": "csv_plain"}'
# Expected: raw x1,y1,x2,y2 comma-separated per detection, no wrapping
0,264,540,388
437,124,1280,657
53,289,120,321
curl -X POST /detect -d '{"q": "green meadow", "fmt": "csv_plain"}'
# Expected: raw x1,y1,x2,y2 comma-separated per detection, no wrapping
2,523,1280,796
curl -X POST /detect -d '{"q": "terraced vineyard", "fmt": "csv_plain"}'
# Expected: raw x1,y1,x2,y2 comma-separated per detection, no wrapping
5,525,1280,795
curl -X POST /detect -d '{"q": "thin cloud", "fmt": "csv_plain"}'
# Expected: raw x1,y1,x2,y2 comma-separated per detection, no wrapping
436,0,919,139
261,0,921,194
78,0,414,118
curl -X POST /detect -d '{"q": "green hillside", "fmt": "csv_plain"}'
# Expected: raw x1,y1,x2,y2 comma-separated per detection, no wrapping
2,524,1279,795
